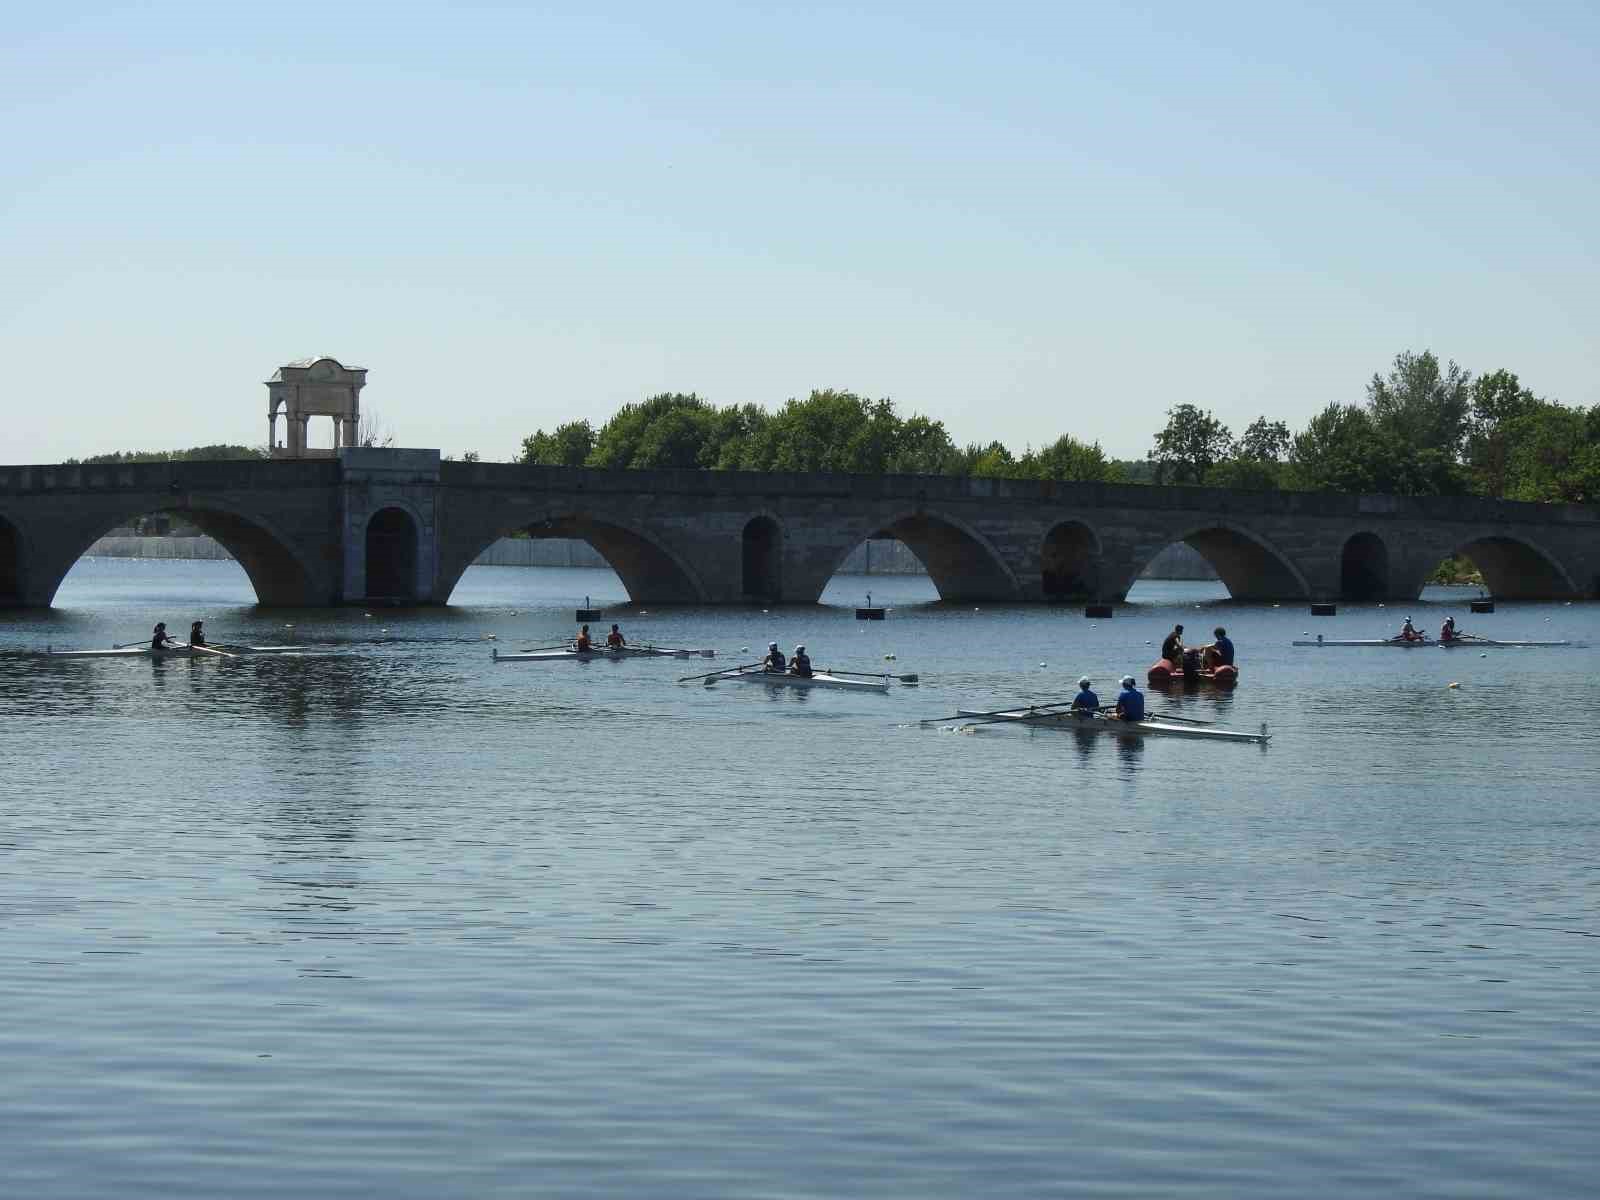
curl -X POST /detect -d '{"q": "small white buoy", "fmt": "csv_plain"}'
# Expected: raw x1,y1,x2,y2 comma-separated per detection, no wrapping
1448,682,1461,689
1039,661,1047,668
640,611,649,616
974,607,980,611
1378,603,1385,608
364,612,373,618
1272,603,1280,608
1480,653,1487,658
486,633,496,640
1144,640,1152,645
381,628,389,634
884,653,896,661
740,646,749,653
762,609,768,614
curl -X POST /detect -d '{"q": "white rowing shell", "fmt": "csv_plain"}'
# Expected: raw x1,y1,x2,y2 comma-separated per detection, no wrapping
1290,638,1569,648
718,669,890,693
956,708,1269,743
493,645,713,663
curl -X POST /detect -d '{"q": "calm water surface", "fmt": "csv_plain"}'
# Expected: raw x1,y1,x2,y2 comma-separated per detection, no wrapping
2,559,1597,1198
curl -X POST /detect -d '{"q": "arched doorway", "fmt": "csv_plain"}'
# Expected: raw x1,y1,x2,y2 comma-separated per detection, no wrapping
0,516,21,606
365,507,418,601
1041,521,1098,600
1341,532,1389,600
742,516,781,602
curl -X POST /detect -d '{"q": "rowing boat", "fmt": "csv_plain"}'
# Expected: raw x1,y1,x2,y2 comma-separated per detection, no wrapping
46,643,305,659
955,707,1270,743
493,645,715,663
712,667,890,693
1146,656,1239,686
1290,636,1570,648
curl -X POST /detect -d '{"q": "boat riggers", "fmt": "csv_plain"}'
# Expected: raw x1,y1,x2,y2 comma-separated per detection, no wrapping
954,708,1269,744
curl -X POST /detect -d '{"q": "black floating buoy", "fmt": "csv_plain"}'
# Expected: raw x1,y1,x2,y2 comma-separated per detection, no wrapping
855,608,886,620
576,608,600,621
1310,602,1337,616
1083,604,1114,619
1470,599,1495,614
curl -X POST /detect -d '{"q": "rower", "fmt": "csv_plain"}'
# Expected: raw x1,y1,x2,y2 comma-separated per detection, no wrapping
763,642,787,673
151,622,177,651
189,620,207,648
1161,624,1185,663
1071,676,1099,717
1114,675,1146,722
1440,616,1459,644
1204,625,1234,670
605,623,626,649
789,644,813,677
1398,616,1424,643
575,624,593,652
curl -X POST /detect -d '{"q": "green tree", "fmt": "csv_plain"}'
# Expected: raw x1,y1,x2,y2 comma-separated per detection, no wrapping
1367,350,1471,458
1465,369,1539,496
66,444,267,465
1148,404,1234,485
1021,435,1121,482
519,419,596,466
588,394,714,468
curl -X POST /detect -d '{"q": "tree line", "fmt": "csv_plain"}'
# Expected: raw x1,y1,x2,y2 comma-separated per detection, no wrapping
518,351,1600,503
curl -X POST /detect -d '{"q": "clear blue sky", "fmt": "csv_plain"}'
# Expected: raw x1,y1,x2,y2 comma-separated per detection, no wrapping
4,1,1596,463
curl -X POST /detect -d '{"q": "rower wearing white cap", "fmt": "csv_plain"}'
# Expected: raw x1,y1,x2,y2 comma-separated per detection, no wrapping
763,642,787,673
1071,676,1100,716
1397,616,1424,643
1114,675,1146,722
789,644,813,677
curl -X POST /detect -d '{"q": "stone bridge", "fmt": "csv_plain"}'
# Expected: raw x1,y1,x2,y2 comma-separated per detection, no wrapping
1,450,1596,607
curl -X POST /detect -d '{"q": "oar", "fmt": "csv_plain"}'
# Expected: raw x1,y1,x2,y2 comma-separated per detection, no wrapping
640,644,718,658
1149,710,1215,726
113,640,151,649
823,667,920,683
186,643,237,660
679,660,761,683
919,699,1079,726
518,640,576,653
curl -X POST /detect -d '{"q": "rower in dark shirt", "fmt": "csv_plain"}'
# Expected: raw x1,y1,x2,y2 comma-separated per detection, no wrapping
1161,624,1185,662
789,645,813,677
151,622,176,651
1206,625,1234,668
763,642,787,673
189,620,207,647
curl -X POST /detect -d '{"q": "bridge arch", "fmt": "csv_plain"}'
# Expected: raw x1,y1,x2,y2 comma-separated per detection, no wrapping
1041,519,1101,600
827,508,1019,602
1134,522,1309,600
365,506,420,601
441,509,708,605
741,513,782,603
0,513,23,606
1444,533,1578,600
1341,531,1390,600
41,498,323,608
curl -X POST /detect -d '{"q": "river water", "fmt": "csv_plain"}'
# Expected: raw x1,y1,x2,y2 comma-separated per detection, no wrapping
3,559,1597,1198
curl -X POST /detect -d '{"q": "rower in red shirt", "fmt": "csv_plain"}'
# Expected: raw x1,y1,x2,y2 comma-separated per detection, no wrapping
575,624,593,652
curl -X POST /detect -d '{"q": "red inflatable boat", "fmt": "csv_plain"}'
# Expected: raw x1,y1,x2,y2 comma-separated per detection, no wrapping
1146,657,1239,687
